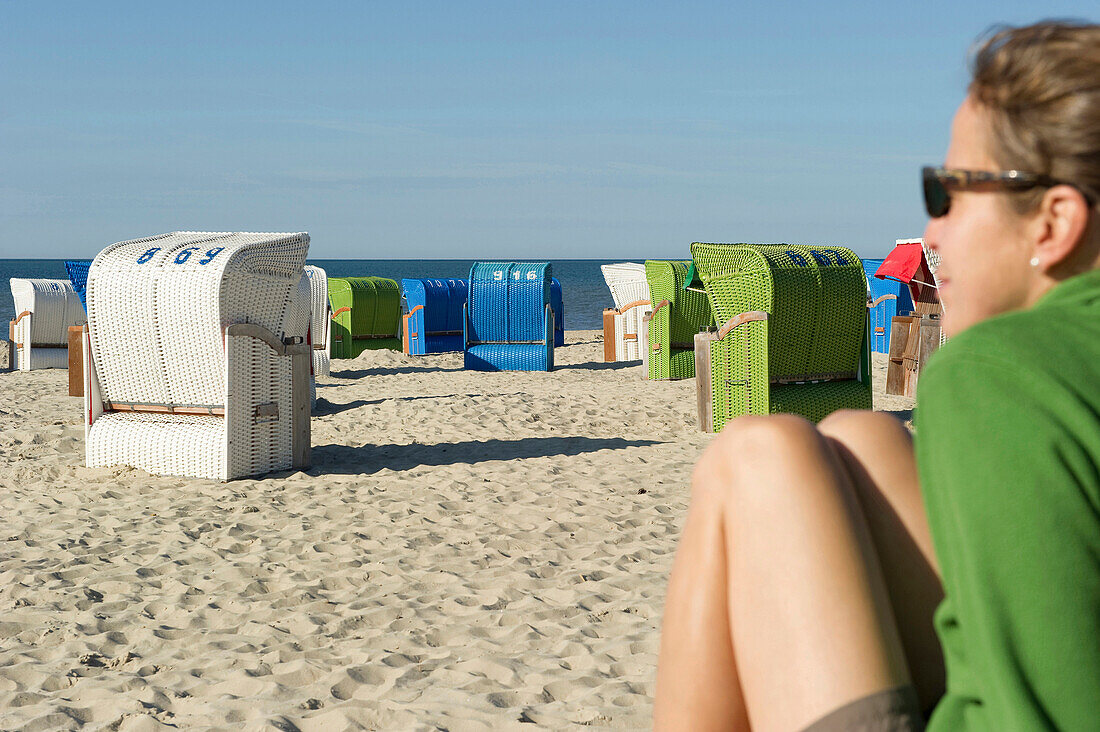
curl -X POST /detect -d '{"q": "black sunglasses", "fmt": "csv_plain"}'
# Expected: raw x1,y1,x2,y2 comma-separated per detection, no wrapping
921,166,1067,218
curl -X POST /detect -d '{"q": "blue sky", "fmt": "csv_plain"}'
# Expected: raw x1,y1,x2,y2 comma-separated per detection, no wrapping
1,1,1095,259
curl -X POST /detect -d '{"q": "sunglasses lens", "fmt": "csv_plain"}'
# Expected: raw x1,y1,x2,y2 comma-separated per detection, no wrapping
922,170,950,218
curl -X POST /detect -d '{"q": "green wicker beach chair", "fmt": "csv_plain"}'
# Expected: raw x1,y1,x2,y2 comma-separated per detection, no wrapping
328,277,402,358
690,243,872,432
643,260,715,380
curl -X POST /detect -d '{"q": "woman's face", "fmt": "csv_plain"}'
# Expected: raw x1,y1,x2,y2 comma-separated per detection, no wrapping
922,96,1037,337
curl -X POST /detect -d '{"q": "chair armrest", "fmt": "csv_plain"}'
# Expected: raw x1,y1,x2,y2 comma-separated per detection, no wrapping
715,311,768,341
869,294,897,308
643,300,669,324
225,323,310,471
616,299,651,315
225,323,310,356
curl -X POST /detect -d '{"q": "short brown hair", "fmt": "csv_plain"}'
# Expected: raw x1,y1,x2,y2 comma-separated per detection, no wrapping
969,21,1100,212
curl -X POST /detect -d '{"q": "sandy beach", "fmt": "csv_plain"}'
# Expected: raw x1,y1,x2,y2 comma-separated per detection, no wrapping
0,332,913,730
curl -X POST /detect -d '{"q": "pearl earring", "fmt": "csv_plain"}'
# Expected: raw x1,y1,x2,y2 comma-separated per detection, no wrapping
1030,257,1041,267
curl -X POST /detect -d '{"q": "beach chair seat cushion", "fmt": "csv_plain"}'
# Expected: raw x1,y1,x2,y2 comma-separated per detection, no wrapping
465,343,552,371
87,412,227,479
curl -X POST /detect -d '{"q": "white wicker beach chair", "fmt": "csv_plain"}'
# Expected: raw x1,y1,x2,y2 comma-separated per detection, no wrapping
907,237,949,347
8,278,86,370
304,265,331,378
82,231,312,481
600,263,651,362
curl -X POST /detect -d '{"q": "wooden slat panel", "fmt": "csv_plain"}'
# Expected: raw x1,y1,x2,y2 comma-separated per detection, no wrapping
68,326,83,397
603,309,616,362
885,315,915,396
695,332,715,432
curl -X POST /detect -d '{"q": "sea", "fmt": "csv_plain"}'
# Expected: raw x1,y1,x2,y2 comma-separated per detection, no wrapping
0,259,624,331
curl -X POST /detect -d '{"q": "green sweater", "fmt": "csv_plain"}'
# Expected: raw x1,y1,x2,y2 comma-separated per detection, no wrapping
917,269,1100,731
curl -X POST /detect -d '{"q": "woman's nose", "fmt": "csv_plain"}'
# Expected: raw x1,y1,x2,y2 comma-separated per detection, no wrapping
922,216,943,253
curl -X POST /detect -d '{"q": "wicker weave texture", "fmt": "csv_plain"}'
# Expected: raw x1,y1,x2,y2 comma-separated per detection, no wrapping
328,277,402,358
691,244,866,379
601,263,650,310
304,265,330,339
84,231,310,480
65,261,93,311
9,278,86,370
464,262,553,371
691,243,872,430
644,260,713,380
916,239,949,347
86,413,226,479
10,278,86,344
769,380,872,422
401,278,469,355
88,232,308,407
304,266,331,377
225,331,294,479
601,263,650,362
550,278,565,348
465,342,552,371
312,350,330,378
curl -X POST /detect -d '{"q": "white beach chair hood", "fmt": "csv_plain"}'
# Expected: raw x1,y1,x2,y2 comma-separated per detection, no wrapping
84,231,312,481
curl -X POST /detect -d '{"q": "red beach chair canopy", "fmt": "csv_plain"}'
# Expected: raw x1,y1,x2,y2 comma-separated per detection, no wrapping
874,239,941,312
874,241,925,283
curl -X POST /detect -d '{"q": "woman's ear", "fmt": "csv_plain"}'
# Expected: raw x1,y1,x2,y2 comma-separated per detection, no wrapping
1031,185,1093,273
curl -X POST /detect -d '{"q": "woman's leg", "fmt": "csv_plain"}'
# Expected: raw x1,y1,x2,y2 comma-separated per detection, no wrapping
818,410,944,708
652,453,752,731
654,414,911,732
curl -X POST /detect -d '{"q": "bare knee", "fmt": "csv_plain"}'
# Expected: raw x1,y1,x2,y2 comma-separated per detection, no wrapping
691,413,823,505
819,409,912,455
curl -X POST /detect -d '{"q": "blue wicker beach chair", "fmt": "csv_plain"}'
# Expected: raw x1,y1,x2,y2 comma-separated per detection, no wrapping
464,262,554,371
65,260,92,311
861,258,914,354
401,278,469,355
404,276,562,356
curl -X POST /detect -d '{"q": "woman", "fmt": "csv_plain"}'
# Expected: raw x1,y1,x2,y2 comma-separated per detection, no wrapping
654,21,1100,731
